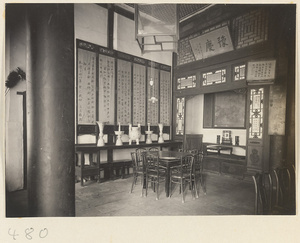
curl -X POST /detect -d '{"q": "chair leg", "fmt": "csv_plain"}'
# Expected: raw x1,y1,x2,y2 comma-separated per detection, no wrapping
130,173,136,193
181,179,185,203
81,177,84,187
169,179,173,198
252,175,258,215
156,181,159,200
141,175,144,197
202,175,207,195
193,176,199,199
145,176,148,197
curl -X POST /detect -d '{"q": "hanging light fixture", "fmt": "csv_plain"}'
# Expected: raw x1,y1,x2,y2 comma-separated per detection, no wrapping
135,4,179,54
148,63,158,103
149,78,158,103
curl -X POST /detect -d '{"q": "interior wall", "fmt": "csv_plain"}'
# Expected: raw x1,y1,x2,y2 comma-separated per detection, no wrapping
74,4,108,46
185,94,246,156
5,5,27,192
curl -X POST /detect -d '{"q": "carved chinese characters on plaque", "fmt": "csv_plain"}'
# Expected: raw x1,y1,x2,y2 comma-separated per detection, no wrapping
189,26,234,60
147,67,159,124
160,70,171,125
77,49,96,124
98,54,115,124
133,64,146,124
117,60,132,124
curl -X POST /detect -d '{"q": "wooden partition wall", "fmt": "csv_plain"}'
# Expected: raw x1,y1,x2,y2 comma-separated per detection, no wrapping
76,39,172,141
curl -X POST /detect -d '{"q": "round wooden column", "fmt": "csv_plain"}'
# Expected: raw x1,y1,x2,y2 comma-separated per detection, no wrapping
26,4,75,216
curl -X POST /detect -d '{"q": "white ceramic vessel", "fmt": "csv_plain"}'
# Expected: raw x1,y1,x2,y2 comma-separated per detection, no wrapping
128,123,141,145
96,121,105,147
158,123,164,143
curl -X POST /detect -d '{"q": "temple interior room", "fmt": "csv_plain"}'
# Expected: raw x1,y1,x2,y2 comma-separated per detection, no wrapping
4,3,297,220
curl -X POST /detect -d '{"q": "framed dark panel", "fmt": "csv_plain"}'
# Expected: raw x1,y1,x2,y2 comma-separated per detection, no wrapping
214,90,246,128
203,93,214,128
204,90,246,128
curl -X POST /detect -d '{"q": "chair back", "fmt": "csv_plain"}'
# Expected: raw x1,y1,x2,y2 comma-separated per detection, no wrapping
131,152,139,170
142,152,159,173
193,152,203,171
136,148,147,166
184,134,203,152
148,147,159,152
180,155,195,175
131,151,145,170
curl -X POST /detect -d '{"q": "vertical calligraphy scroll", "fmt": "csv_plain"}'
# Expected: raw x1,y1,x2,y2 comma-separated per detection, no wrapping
147,67,159,124
117,59,132,124
133,64,146,125
98,54,115,124
77,49,96,124
160,70,171,125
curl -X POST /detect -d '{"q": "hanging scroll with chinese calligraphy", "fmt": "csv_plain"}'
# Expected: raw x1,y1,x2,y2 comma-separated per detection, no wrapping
133,63,146,125
147,67,159,124
98,54,115,124
189,26,234,60
77,49,96,124
160,70,171,125
76,39,172,137
117,59,132,124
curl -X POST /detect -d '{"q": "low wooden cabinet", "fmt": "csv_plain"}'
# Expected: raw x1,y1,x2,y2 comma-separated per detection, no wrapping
203,143,246,179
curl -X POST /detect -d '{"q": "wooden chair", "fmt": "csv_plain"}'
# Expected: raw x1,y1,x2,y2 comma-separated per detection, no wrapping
177,149,205,196
136,148,147,165
273,166,295,214
183,134,205,195
130,151,145,196
253,168,296,215
193,151,206,195
169,155,197,203
184,134,203,151
143,152,166,200
252,172,273,215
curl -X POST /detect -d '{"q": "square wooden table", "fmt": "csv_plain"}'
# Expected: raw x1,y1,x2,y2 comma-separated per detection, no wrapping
149,151,192,197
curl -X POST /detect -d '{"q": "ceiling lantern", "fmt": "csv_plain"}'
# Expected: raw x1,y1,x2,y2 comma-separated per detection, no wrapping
135,4,179,54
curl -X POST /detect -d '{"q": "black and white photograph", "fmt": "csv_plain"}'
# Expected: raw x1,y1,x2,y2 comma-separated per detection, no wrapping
1,1,298,242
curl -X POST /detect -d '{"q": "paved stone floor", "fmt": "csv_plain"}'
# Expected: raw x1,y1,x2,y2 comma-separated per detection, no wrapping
75,173,255,216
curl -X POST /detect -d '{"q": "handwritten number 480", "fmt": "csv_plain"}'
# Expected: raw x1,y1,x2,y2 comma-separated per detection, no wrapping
8,228,48,240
